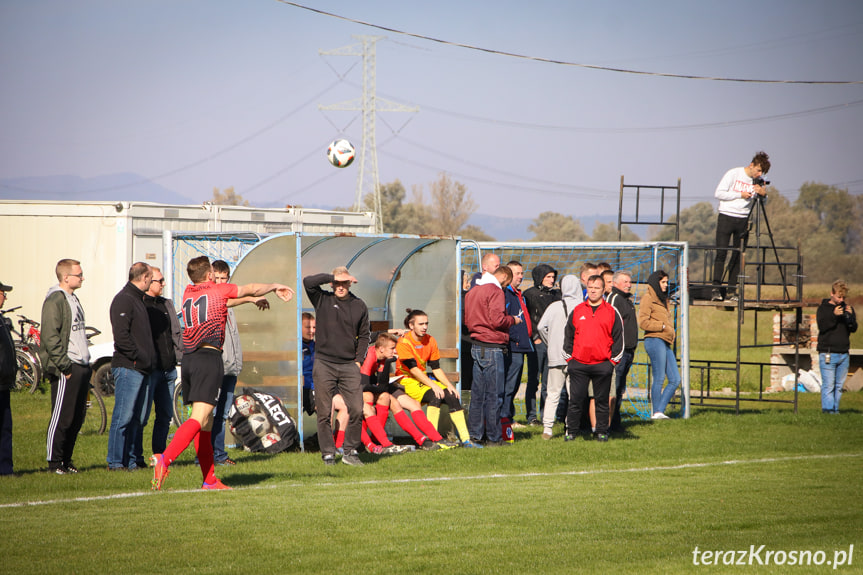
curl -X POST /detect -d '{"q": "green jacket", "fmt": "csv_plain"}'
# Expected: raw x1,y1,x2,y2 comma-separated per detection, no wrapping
39,289,73,377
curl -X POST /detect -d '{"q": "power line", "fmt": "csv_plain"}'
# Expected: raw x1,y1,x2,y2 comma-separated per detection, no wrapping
275,1,863,85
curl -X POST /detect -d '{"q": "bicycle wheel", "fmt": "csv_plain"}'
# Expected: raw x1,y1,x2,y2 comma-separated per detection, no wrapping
81,384,107,435
172,381,190,427
15,347,41,393
93,362,114,396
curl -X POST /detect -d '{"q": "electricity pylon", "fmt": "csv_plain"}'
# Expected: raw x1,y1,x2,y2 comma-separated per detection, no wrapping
319,35,418,232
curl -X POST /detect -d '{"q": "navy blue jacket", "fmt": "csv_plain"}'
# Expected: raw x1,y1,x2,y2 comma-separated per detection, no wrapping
505,286,534,353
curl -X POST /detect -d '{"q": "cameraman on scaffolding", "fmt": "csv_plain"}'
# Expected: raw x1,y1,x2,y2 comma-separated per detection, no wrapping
711,151,771,303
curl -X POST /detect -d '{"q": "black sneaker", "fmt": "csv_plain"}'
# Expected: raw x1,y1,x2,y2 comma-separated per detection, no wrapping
322,454,336,466
51,466,68,475
726,294,739,303
342,451,364,466
420,439,441,451
564,434,575,442
711,289,723,302
63,463,79,473
528,418,541,426
595,433,609,442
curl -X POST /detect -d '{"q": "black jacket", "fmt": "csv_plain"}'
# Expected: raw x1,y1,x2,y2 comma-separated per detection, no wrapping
607,286,638,353
111,282,156,373
816,298,858,354
522,263,561,338
144,295,182,371
0,317,16,391
303,273,370,364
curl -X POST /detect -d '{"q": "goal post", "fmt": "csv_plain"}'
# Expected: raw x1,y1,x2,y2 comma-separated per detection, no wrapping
462,241,690,421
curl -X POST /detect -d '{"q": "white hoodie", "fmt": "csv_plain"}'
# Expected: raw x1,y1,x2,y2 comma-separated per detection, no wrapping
536,275,582,367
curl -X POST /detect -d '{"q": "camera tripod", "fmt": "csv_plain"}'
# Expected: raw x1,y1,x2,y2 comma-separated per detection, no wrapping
742,194,791,301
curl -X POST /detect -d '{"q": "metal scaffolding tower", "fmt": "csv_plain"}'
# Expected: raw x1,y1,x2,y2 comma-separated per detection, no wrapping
319,35,418,232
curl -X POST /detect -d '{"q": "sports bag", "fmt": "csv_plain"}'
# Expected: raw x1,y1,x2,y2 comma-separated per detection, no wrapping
228,387,299,454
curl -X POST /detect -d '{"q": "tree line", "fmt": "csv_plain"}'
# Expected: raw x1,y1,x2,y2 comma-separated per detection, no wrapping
213,177,861,283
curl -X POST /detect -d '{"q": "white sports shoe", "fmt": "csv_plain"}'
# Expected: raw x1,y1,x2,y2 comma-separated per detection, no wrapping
651,412,670,420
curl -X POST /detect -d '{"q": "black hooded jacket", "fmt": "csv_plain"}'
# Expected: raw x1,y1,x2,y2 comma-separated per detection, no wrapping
523,263,561,338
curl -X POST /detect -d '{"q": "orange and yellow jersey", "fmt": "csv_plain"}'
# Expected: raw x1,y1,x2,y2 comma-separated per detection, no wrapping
396,332,440,377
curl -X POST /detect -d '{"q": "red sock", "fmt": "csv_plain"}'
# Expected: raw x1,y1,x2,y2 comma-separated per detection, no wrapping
162,419,201,467
364,412,393,447
411,409,442,442
361,425,376,449
394,410,427,445
375,404,390,429
335,429,345,449
194,430,217,484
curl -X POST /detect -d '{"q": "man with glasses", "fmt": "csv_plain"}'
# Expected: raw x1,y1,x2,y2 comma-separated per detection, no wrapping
303,267,370,466
107,262,157,471
142,266,182,457
40,259,91,474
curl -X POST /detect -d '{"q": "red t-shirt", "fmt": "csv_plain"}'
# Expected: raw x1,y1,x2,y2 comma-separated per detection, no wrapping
181,281,239,352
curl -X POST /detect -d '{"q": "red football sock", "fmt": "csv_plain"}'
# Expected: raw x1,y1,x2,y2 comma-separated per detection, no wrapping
334,429,345,449
364,412,393,447
375,404,390,429
411,409,442,442
194,430,217,484
501,417,514,443
162,419,201,467
394,410,427,445
361,425,375,449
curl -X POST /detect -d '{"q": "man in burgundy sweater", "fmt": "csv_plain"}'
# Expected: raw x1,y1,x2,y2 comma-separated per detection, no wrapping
464,264,522,445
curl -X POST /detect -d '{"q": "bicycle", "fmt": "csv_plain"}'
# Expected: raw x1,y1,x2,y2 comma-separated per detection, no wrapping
1,306,43,393
172,376,189,427
81,379,107,435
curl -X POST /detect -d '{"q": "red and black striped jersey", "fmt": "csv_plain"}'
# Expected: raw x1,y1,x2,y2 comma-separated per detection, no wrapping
180,281,238,353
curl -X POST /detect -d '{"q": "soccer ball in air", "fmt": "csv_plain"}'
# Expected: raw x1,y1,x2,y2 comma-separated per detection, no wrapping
234,395,256,418
248,413,271,437
327,139,356,168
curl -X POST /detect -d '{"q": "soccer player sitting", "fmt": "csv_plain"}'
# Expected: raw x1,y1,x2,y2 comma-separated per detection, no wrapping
396,309,479,448
151,256,294,490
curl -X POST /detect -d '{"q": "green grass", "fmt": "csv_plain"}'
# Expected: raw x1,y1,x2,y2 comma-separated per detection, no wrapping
2,390,862,574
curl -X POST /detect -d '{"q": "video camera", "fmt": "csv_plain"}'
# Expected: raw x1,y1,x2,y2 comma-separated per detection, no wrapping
752,177,771,187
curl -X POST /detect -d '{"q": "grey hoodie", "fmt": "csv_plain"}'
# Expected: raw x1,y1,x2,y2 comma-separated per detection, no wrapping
536,275,583,367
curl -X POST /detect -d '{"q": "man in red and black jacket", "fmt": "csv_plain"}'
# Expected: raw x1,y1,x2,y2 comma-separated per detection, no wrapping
563,275,624,442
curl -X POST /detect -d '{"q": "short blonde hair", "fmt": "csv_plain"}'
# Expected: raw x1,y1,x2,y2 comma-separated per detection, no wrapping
332,266,349,276
832,280,848,298
55,259,80,282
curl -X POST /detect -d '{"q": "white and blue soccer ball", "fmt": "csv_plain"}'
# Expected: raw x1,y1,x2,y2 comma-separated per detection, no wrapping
327,139,356,168
248,413,271,437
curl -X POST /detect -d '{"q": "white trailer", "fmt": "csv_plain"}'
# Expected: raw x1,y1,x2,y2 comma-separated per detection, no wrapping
0,200,376,344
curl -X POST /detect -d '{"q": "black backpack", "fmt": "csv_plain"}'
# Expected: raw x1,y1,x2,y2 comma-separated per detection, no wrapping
228,387,299,454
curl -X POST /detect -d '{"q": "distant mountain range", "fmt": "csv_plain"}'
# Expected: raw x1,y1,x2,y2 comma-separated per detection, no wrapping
0,173,620,241
0,173,194,204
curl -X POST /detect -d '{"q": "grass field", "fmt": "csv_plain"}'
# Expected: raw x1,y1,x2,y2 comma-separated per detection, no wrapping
1,388,861,574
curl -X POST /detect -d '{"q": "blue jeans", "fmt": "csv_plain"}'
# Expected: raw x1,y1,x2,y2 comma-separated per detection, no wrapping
501,352,525,421
141,368,176,455
468,346,504,442
644,337,681,415
107,367,151,469
212,374,238,461
819,352,849,413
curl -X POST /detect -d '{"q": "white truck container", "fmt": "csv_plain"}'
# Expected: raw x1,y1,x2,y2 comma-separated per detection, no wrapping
0,200,376,346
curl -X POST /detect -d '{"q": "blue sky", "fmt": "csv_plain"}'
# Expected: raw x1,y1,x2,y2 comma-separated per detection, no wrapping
1,0,862,222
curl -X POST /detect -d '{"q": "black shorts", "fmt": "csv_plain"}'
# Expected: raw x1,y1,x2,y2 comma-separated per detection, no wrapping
181,348,224,406
363,382,405,398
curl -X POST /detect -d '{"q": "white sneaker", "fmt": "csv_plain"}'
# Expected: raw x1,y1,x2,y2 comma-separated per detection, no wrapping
651,412,670,420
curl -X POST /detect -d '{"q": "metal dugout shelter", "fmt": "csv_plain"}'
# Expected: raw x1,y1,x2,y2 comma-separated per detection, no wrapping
227,233,461,450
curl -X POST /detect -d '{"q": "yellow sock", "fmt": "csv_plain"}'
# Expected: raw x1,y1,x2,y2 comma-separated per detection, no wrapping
427,405,441,430
450,410,470,443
